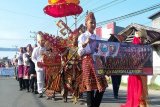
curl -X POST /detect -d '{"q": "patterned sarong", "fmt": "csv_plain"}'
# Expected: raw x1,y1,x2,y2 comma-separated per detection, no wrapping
80,55,108,92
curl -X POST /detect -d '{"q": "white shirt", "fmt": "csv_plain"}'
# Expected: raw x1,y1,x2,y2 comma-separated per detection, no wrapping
31,46,46,71
23,52,30,66
78,31,100,56
16,52,23,65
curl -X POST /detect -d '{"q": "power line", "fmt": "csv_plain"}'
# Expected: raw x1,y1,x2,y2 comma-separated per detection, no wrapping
93,0,127,13
30,31,37,44
70,12,87,29
96,3,160,26
70,0,126,29
80,0,125,21
91,0,121,12
76,0,120,25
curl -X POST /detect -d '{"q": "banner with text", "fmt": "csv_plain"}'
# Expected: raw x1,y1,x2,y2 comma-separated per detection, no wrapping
90,40,153,75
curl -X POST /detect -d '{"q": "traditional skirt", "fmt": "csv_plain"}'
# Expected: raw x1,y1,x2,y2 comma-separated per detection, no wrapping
23,66,30,79
121,75,148,107
42,52,62,97
80,55,108,92
45,66,61,97
64,62,82,94
18,65,24,78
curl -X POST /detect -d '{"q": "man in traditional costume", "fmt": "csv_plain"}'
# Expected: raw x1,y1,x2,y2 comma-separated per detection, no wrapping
32,32,46,98
78,12,108,107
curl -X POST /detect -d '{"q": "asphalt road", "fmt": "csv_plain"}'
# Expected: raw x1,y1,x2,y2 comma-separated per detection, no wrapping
0,77,160,107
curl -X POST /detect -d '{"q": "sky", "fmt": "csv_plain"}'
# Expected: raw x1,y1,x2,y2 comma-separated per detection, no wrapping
0,0,160,58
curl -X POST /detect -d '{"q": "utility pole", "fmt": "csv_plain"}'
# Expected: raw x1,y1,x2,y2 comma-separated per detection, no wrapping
12,45,18,55
30,31,37,45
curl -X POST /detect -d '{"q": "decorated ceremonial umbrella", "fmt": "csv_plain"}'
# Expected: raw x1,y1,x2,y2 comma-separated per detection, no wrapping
44,0,83,18
42,0,84,101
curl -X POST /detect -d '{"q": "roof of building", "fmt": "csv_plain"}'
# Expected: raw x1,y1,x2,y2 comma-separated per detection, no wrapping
118,23,160,44
148,11,160,19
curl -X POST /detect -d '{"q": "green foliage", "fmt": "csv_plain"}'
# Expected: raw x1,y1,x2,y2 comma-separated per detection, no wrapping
148,83,160,90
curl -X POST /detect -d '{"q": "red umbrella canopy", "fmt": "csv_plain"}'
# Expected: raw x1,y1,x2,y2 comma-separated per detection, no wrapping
44,0,83,18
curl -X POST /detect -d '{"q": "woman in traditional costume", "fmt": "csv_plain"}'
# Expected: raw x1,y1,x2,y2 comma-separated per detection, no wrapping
17,47,24,91
121,31,148,107
23,44,32,92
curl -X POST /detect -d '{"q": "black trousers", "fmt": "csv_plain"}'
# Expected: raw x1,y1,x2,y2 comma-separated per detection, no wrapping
30,76,37,92
18,78,26,89
111,75,122,97
86,90,104,107
24,79,30,91
18,78,23,89
22,79,26,89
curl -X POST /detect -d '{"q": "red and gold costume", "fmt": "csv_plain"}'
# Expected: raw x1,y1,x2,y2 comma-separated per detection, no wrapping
80,55,107,92
59,29,83,103
43,48,62,97
40,33,64,98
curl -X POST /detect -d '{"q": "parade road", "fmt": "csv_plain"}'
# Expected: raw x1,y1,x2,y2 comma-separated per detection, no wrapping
0,77,160,107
